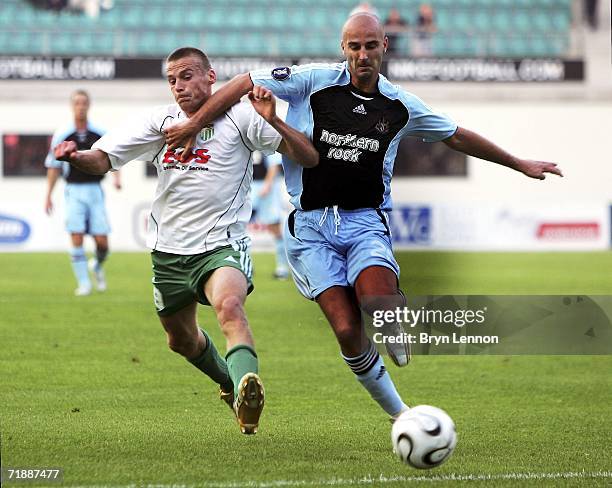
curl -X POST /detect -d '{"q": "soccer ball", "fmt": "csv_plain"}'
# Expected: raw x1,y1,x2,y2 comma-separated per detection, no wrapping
391,405,457,469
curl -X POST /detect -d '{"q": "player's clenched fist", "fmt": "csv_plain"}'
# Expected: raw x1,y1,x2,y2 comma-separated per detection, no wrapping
54,140,79,162
248,86,277,123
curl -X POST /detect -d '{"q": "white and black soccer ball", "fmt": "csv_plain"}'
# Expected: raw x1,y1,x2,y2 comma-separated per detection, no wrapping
391,405,457,469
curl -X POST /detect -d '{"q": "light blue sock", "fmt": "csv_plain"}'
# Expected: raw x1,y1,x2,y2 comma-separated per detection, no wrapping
70,246,90,287
275,236,288,273
343,341,407,416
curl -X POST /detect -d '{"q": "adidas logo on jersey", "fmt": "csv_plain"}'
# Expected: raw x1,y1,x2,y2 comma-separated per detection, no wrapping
224,256,238,263
352,104,367,115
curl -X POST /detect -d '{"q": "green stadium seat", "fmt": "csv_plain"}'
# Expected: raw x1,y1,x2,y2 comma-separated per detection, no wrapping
472,10,492,32
50,32,76,55
121,5,143,28
532,11,552,32
141,7,164,29
492,10,511,32
6,0,572,59
551,9,571,31
135,32,160,56
451,10,473,33
512,10,532,32
14,5,36,25
434,8,452,31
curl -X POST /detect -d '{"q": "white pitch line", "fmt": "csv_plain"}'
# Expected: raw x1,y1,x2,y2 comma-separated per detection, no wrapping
34,470,612,488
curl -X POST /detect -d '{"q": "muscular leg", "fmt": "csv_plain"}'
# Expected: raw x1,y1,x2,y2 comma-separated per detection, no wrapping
316,285,407,417
205,266,264,434
69,232,91,293
159,300,233,392
204,267,252,349
354,265,400,304
159,301,203,359
355,265,410,367
204,267,257,394
316,286,367,357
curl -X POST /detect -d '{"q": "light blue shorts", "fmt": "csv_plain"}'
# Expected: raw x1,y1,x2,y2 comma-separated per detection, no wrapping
251,179,282,225
284,207,400,300
64,183,110,235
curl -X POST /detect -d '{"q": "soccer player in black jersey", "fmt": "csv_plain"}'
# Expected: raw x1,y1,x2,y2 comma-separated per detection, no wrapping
164,15,562,420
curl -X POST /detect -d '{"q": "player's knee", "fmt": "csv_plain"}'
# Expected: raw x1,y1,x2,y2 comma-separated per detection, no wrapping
215,295,247,330
166,332,198,358
362,293,404,317
333,323,361,350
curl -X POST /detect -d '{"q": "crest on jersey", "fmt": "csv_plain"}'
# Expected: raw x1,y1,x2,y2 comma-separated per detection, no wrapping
375,117,390,134
199,125,214,141
272,66,291,81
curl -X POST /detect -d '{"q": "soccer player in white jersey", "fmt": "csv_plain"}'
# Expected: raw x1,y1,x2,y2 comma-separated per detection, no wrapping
52,47,319,435
164,17,562,422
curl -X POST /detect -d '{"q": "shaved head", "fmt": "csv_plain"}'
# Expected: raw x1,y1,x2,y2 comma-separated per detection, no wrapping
342,13,385,41
341,13,388,92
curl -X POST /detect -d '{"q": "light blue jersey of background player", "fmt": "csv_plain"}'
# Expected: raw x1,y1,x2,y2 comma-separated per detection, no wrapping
250,151,289,280
44,90,121,296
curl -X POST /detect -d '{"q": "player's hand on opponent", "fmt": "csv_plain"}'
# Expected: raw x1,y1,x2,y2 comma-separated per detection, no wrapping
164,120,198,161
248,86,277,123
515,159,563,180
54,140,79,163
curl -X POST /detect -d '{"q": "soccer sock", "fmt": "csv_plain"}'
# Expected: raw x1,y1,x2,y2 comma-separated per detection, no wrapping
94,248,109,270
70,246,90,287
189,329,233,393
226,344,258,397
274,236,288,273
343,341,407,417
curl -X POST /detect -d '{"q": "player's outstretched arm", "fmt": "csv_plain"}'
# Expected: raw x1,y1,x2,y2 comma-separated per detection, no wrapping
249,86,319,168
164,73,254,155
54,140,112,175
443,127,563,180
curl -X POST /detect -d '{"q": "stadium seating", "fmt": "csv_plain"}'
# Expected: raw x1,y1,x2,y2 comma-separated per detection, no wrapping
0,0,573,58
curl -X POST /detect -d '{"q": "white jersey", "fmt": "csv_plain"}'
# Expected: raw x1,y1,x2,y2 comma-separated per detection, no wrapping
93,101,282,254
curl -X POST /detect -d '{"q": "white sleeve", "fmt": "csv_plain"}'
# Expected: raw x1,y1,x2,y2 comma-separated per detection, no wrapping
244,105,282,156
92,107,169,170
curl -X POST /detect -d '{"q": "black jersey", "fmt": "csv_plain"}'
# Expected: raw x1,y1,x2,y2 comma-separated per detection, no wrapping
250,62,457,211
45,123,105,183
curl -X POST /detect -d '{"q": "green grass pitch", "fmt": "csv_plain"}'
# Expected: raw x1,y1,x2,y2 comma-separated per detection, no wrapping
1,252,611,487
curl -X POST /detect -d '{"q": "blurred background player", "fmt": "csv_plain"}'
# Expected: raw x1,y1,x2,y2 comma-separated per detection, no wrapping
383,8,409,56
251,151,289,280
413,3,437,57
44,90,121,296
